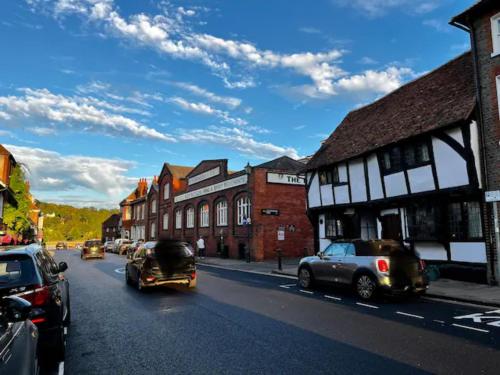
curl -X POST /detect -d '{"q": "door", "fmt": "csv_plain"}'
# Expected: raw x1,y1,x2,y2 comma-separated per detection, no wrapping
336,243,358,284
314,243,346,283
381,214,401,240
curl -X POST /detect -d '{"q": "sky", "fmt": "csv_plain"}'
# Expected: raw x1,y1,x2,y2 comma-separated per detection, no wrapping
0,0,473,208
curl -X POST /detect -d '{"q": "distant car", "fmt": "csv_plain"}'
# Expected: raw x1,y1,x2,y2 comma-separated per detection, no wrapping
112,238,130,254
0,296,39,375
126,240,144,259
125,240,197,291
104,241,114,252
118,240,133,256
0,244,70,363
298,239,428,300
55,242,67,250
81,240,104,260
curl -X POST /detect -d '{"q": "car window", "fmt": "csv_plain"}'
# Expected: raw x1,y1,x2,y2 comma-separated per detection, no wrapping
0,255,39,287
35,252,57,282
345,243,356,256
324,243,348,257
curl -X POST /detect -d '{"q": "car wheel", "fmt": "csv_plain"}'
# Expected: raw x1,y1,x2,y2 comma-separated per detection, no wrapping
50,325,65,363
355,274,377,300
298,266,314,289
136,273,143,291
125,268,132,286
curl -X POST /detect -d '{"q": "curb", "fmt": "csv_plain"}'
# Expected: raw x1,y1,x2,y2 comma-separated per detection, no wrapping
424,293,500,309
197,263,297,280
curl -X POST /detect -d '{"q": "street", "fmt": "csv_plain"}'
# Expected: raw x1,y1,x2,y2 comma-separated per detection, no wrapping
54,250,500,375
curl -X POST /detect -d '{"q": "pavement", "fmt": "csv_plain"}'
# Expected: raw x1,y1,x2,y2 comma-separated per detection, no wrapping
197,256,500,307
52,250,500,374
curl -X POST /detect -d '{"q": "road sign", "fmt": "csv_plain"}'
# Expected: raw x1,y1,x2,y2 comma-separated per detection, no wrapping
261,208,279,216
485,190,500,202
277,229,285,241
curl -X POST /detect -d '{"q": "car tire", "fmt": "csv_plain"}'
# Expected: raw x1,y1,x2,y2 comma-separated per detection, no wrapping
354,274,377,300
136,273,143,291
125,268,132,286
51,325,65,363
298,266,314,289
64,293,71,327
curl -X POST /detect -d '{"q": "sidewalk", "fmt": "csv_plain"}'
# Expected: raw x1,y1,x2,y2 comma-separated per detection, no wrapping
197,256,500,307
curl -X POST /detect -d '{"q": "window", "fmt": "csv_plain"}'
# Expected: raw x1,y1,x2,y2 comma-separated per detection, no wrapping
151,199,157,214
491,13,500,56
324,243,348,257
216,200,228,226
406,204,441,240
496,76,500,119
325,213,343,238
163,213,169,230
175,210,182,229
448,201,483,240
381,146,402,173
186,207,194,228
151,222,156,239
319,170,333,185
163,183,170,200
199,203,209,227
236,196,251,225
404,141,430,168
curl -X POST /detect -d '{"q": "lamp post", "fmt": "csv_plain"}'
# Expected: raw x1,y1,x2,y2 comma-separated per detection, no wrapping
244,162,252,263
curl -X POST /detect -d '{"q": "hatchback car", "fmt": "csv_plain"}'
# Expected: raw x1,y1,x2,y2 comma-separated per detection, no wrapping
81,240,104,260
125,240,196,291
298,239,428,300
0,244,70,363
0,296,39,375
55,242,67,251
104,241,114,252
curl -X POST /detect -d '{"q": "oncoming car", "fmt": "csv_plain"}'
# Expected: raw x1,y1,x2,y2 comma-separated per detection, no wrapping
81,240,104,260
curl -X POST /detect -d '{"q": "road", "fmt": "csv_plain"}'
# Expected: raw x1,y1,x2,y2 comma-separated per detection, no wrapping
53,250,500,374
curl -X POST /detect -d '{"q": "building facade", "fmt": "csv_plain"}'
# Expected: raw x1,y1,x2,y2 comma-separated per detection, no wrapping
306,53,492,283
145,176,159,241
119,178,148,240
102,213,121,243
0,145,18,229
451,0,500,284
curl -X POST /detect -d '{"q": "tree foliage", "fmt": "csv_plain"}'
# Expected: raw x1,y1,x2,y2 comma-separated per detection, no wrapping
3,165,31,236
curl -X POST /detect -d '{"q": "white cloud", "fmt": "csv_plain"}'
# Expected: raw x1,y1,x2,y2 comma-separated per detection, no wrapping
334,0,441,17
0,110,11,120
359,57,378,65
0,88,175,142
335,67,416,94
27,127,58,136
170,81,242,108
422,19,450,33
169,97,247,126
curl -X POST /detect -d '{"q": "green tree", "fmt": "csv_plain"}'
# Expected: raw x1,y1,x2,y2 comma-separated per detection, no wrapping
3,165,31,235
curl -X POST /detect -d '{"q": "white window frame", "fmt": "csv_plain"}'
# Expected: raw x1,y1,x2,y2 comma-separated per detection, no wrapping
236,196,251,226
163,213,169,230
491,13,500,57
199,203,209,227
163,183,170,200
175,210,182,229
186,207,194,228
150,222,156,239
216,200,228,226
496,76,500,119
151,199,157,214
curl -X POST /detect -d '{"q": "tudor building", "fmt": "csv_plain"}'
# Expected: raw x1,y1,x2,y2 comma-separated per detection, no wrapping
102,213,121,243
306,52,491,282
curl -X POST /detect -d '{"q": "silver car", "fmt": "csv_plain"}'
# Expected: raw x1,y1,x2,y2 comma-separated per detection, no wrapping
298,240,428,300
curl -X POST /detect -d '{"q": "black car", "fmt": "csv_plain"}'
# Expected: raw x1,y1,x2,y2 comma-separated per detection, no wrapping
125,240,197,291
0,244,70,363
0,296,39,375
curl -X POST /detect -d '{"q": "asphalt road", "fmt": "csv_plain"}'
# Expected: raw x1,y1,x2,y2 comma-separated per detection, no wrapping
53,250,500,375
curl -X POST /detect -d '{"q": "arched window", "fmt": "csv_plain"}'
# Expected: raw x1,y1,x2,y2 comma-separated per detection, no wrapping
151,199,157,214
175,210,182,229
150,222,156,239
186,207,194,228
199,203,209,227
163,183,170,200
163,213,169,230
216,200,228,226
236,196,251,225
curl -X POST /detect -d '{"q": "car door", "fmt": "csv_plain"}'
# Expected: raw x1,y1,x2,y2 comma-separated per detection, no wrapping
131,248,146,280
335,243,358,285
314,244,346,283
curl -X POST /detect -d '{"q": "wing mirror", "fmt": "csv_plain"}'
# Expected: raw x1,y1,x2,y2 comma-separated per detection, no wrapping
2,296,32,322
317,251,323,259
58,261,68,273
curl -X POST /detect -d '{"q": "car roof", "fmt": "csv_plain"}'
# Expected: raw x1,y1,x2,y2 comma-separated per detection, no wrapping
0,244,42,256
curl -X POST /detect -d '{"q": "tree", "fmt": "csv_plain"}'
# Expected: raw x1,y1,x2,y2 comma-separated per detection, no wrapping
3,165,31,236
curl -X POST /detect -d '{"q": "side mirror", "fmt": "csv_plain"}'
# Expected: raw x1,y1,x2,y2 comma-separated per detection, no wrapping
317,251,323,258
58,261,68,273
3,296,32,322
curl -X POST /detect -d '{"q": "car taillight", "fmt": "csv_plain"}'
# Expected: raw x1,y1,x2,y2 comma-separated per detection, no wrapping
31,317,47,324
376,259,389,273
21,285,51,307
419,259,426,272
146,276,156,282
191,272,196,280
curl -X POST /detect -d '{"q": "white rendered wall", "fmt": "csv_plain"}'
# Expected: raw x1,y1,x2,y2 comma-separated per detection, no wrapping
450,242,487,263
320,184,334,206
407,165,435,193
349,159,367,203
384,172,407,197
367,154,384,200
308,173,321,208
432,136,469,189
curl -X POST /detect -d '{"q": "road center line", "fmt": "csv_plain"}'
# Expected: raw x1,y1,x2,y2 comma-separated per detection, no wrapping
324,295,342,301
299,289,314,295
279,285,290,289
452,323,490,333
396,311,424,319
433,320,445,324
356,302,379,309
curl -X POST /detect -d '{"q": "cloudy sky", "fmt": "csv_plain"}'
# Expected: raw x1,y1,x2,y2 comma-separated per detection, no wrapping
0,0,472,207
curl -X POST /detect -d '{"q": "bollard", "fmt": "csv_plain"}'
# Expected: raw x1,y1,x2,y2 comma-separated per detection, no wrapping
277,248,282,271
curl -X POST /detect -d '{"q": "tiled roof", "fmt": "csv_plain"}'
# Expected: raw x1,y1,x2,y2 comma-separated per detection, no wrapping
306,52,476,170
255,156,306,173
451,0,493,26
166,164,193,179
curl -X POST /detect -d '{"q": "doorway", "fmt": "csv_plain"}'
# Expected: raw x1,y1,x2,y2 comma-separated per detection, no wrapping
381,214,401,240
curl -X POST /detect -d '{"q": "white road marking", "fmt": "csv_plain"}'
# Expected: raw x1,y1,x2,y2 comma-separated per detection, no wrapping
452,323,489,333
324,295,342,301
64,327,68,335
58,361,65,375
299,289,314,295
279,284,296,289
114,267,126,274
433,320,445,324
356,302,379,309
454,309,500,323
396,311,424,319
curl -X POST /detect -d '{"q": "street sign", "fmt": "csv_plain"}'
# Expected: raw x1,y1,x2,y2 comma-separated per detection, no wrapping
261,208,279,216
485,190,500,202
277,229,285,241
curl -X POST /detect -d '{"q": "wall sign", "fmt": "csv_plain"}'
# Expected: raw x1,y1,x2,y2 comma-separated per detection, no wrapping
188,166,221,186
261,208,279,216
485,190,500,203
175,175,248,203
277,229,285,241
267,173,305,185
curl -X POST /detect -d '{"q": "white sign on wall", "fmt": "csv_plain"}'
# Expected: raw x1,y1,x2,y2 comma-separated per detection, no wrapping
175,175,248,203
188,166,221,186
267,173,305,185
485,190,500,203
277,229,285,241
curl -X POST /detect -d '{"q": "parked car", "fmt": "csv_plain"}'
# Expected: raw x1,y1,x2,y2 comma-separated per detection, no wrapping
118,240,133,256
125,240,196,291
126,240,144,259
55,242,67,250
81,240,104,260
104,241,114,252
0,244,70,363
0,296,39,375
112,238,129,254
298,239,428,300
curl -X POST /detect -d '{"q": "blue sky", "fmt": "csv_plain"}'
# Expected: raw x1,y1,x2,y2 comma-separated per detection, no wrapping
0,0,472,207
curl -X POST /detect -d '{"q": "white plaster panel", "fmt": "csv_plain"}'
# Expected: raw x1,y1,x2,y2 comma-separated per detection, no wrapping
308,173,321,208
367,154,384,200
338,164,348,183
348,159,367,203
445,127,464,146
432,137,469,189
470,121,482,189
407,165,435,193
334,185,350,204
415,242,448,261
320,185,334,206
384,172,407,197
319,214,325,238
450,242,487,263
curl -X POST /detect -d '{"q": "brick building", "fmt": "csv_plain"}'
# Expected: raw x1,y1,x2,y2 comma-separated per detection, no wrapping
451,0,500,283
0,145,18,229
119,178,148,240
150,156,313,261
146,176,160,241
102,213,120,243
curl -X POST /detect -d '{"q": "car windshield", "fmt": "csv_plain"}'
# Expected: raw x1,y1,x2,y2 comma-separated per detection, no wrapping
85,240,101,247
0,255,39,288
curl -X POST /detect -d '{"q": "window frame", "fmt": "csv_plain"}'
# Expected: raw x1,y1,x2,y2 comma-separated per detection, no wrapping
216,200,228,226
175,209,182,229
163,212,169,230
150,222,156,239
448,201,483,241
186,206,195,229
325,213,344,239
151,199,157,214
491,13,500,57
379,140,432,175
163,182,170,200
199,203,209,228
496,76,500,120
236,196,251,226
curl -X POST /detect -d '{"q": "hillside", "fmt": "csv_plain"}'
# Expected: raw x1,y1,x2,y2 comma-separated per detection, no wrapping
38,202,119,242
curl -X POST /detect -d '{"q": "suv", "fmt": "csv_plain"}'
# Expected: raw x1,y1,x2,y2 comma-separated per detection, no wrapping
125,240,196,291
0,244,70,362
298,239,428,300
81,240,104,260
